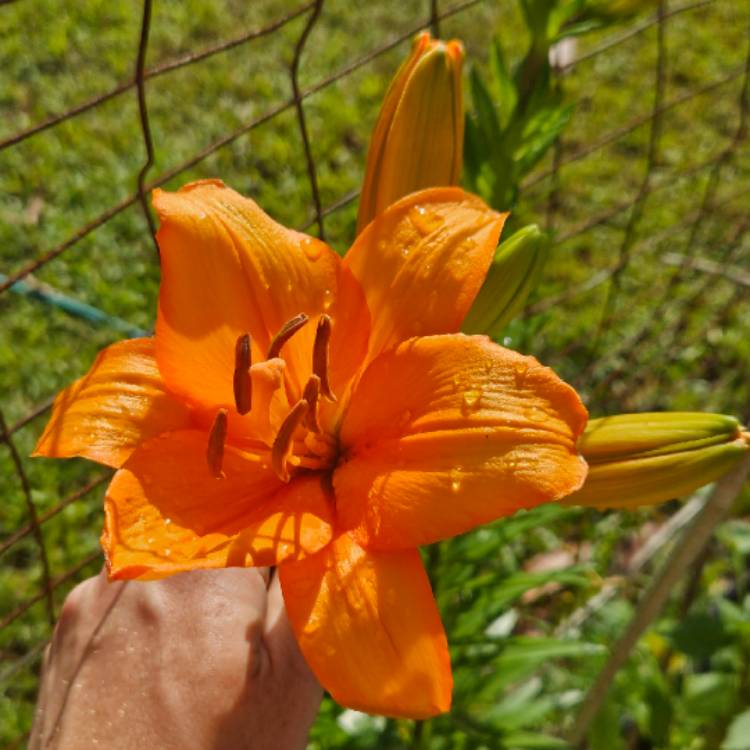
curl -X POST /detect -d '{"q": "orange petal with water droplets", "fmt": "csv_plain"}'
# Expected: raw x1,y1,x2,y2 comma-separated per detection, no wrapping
343,187,506,367
153,180,345,407
335,334,588,550
279,533,452,718
33,338,192,469
101,430,333,579
225,475,334,567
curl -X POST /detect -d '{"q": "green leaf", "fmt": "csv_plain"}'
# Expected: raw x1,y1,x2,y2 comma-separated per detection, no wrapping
671,612,730,661
469,66,503,150
492,637,605,687
515,103,574,177
504,730,572,749
683,673,738,718
489,37,518,128
718,520,750,556
723,710,750,750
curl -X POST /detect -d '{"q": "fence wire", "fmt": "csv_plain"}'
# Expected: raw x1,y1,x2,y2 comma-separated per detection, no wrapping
1,0,748,746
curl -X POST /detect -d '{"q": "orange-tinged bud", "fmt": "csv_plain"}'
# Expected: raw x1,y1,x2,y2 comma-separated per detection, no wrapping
357,32,464,233
563,412,750,510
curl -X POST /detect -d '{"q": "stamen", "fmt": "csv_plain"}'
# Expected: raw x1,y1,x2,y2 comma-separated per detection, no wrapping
313,314,336,402
233,333,252,415
206,409,228,478
271,399,309,482
267,313,309,359
302,375,321,432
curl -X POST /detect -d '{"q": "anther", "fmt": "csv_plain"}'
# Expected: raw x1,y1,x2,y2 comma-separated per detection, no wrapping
271,400,309,482
233,333,252,415
267,313,309,359
313,314,336,402
206,409,228,478
302,375,321,432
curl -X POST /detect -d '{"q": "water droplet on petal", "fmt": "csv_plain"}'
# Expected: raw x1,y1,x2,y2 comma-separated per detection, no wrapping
322,289,333,311
163,518,172,526
301,237,322,261
514,362,529,385
409,205,444,236
462,389,482,414
523,405,547,422
450,466,463,493
459,237,476,252
164,548,171,557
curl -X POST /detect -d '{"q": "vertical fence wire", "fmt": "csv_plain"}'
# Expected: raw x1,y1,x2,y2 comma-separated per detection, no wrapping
290,0,326,240
589,0,669,358
585,24,750,398
135,0,160,255
0,410,54,627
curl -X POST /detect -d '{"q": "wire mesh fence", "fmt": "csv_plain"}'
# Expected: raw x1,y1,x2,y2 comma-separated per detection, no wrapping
1,0,748,745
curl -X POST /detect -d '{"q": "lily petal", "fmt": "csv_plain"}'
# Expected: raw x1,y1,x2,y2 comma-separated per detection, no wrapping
153,180,361,409
279,533,452,718
225,475,335,567
343,187,507,365
102,431,333,579
33,338,192,468
335,334,588,550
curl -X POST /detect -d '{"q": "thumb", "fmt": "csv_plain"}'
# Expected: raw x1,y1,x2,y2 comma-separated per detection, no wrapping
263,572,323,722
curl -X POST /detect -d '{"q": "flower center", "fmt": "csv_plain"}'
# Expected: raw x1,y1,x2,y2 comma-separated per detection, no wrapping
205,313,340,481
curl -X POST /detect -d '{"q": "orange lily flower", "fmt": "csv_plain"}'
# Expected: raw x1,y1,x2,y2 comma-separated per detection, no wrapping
34,179,588,718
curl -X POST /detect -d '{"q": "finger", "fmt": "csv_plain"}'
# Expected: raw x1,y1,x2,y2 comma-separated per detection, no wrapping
257,566,271,588
263,574,323,739
264,574,320,686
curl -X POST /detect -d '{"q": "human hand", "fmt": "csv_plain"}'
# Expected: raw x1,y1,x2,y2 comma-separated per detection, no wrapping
30,567,322,750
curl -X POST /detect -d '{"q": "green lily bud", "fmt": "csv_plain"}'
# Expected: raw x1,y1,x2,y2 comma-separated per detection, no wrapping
462,224,549,338
357,32,464,233
563,412,750,510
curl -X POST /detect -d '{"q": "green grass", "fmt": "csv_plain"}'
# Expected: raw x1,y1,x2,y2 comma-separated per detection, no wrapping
1,0,750,747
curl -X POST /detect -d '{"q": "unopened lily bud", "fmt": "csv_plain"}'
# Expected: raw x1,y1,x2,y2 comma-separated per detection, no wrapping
563,412,750,510
356,32,464,233
462,224,549,338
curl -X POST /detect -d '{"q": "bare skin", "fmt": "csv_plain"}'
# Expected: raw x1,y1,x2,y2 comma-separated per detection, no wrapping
30,568,322,750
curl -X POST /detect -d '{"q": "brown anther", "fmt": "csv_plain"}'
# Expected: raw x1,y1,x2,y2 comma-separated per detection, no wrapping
206,409,228,478
267,313,309,359
313,314,336,402
271,400,309,482
302,375,321,433
233,333,252,415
